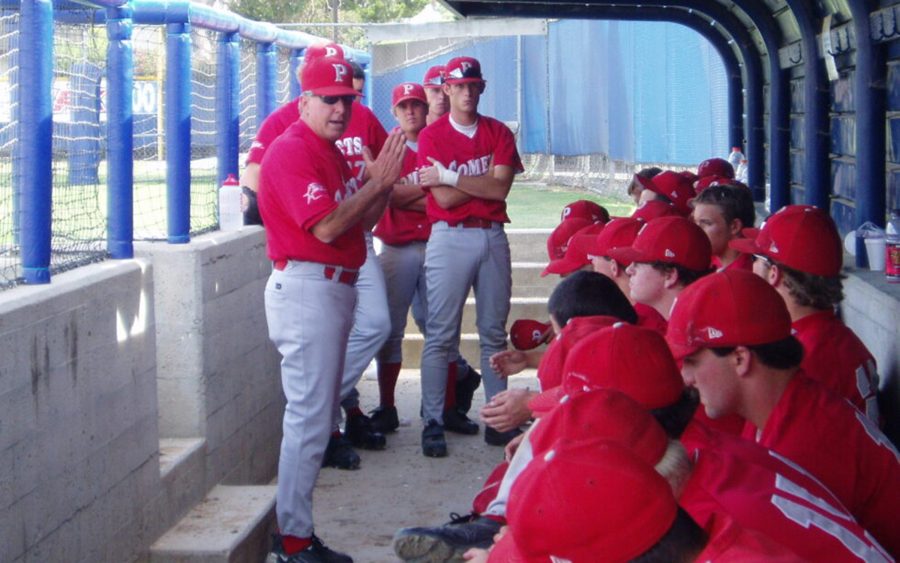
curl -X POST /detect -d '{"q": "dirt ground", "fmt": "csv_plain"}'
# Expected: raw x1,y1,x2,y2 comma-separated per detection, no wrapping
309,368,539,563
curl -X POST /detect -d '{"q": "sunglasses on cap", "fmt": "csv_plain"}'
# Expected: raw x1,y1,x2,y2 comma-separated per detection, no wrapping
305,93,356,106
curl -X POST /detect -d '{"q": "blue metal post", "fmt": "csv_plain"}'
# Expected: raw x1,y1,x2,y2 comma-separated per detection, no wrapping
216,31,240,185
166,21,192,244
289,48,303,99
849,0,886,267
256,42,277,127
67,61,102,185
362,62,373,108
106,4,134,258
19,0,53,284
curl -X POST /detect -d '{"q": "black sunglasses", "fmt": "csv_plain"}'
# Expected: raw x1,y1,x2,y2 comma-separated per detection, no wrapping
310,94,355,106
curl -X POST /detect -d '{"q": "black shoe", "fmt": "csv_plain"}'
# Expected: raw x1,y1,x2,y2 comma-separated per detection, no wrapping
484,426,522,447
345,413,387,450
455,365,482,414
272,534,353,563
442,408,479,435
393,515,502,562
422,419,447,458
369,405,399,434
322,434,361,470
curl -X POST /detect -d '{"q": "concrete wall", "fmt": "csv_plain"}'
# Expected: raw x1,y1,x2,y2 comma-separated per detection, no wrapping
135,227,282,487
0,261,160,563
842,269,900,445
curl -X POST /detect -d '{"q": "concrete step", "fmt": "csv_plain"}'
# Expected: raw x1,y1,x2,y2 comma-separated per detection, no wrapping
400,333,482,369
149,485,276,563
511,261,558,297
158,438,208,531
406,296,550,337
508,228,552,263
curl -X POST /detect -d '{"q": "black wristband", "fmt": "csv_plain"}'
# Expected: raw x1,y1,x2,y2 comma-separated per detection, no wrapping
242,186,264,226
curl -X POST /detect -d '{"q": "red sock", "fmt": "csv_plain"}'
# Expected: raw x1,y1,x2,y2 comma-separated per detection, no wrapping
444,362,458,411
282,534,312,555
331,430,342,439
378,362,402,407
345,406,364,418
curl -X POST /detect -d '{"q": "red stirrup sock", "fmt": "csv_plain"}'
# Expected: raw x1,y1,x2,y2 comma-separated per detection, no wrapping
377,362,402,408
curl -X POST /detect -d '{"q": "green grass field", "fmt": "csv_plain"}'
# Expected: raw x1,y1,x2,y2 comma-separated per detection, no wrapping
507,182,634,228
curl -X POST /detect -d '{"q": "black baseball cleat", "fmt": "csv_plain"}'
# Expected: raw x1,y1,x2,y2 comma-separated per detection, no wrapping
368,405,400,434
484,426,522,447
422,419,448,458
344,413,387,450
321,434,361,470
455,365,482,414
271,534,353,563
442,408,479,435
393,514,502,562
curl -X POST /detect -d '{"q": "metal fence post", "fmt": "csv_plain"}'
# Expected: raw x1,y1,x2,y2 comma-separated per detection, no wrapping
19,0,53,284
107,3,134,258
166,21,191,244
216,31,240,185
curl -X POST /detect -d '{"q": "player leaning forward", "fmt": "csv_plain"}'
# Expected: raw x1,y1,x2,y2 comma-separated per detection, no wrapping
417,56,524,456
258,56,404,562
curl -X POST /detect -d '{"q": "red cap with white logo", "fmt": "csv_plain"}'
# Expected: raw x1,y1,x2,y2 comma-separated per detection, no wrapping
697,157,735,179
561,199,609,224
303,42,344,65
509,319,552,350
391,82,427,107
422,65,446,89
637,171,696,215
607,216,712,271
444,56,484,84
666,270,792,360
545,218,591,262
729,204,842,277
631,199,682,223
301,56,359,97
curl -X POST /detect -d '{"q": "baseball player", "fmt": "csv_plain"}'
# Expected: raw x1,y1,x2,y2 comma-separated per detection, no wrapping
422,64,449,125
668,269,900,554
258,56,405,563
416,56,523,455
634,170,696,216
691,182,755,271
626,166,662,205
730,204,881,423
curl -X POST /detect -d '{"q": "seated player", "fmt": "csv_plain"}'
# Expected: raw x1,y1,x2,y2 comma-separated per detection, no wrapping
627,166,663,205
691,182,755,271
634,170,696,216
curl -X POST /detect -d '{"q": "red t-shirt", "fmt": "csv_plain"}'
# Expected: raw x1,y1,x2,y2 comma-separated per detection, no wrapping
682,423,892,562
712,251,754,272
335,101,388,183
373,140,431,245
694,513,804,562
246,98,300,166
536,315,619,391
793,309,880,424
258,119,364,268
743,374,900,555
417,114,523,224
634,302,668,334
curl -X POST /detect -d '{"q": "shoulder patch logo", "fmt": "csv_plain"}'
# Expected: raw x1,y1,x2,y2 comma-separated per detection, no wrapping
304,182,325,204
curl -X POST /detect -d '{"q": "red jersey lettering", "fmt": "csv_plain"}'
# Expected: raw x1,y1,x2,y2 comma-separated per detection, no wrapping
374,143,431,245
338,101,388,183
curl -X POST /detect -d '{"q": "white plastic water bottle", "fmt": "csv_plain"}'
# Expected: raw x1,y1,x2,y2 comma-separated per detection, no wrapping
218,174,243,231
735,159,749,184
727,146,745,171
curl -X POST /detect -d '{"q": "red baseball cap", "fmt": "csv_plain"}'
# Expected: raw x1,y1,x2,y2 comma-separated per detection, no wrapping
697,157,735,179
301,56,358,97
444,56,484,84
509,319,552,350
640,171,696,215
545,217,591,262
543,225,604,277
694,174,734,194
529,389,669,465
666,270,792,360
422,65,446,88
507,440,678,563
607,216,712,272
728,204,843,277
532,315,621,398
391,82,427,107
560,323,685,409
631,199,682,223
561,200,609,224
303,42,344,65
590,217,643,264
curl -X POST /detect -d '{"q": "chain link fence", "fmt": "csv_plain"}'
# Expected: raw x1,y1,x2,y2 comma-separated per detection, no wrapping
0,9,19,288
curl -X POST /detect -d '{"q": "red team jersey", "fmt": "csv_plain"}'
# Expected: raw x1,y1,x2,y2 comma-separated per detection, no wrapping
694,513,802,562
258,120,364,268
634,302,668,334
373,140,431,245
792,309,880,424
416,114,523,224
335,101,388,183
712,251,754,273
682,423,892,562
536,315,619,391
246,97,300,165
742,374,900,555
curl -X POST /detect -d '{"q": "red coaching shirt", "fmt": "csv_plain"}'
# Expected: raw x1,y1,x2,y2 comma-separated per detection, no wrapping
373,140,431,246
258,119,365,268
417,114,523,224
682,423,892,562
793,309,880,424
743,374,900,556
336,101,388,183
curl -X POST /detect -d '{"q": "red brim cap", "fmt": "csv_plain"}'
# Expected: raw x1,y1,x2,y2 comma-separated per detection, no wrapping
310,84,360,96
606,245,645,265
728,236,762,256
542,255,589,277
528,386,567,418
